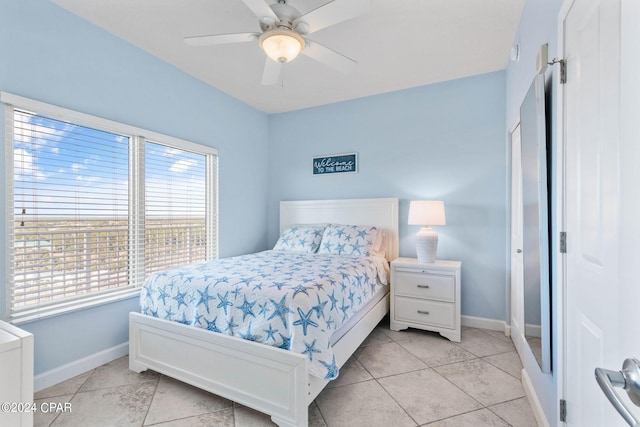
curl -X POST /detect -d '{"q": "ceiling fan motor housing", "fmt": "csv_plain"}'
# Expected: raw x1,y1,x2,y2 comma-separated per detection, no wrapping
260,1,301,30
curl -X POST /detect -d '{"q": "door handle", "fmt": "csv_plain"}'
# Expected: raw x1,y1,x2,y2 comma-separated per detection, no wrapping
595,358,640,426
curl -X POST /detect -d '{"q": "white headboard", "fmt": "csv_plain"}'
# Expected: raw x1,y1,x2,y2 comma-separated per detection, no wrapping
280,198,399,262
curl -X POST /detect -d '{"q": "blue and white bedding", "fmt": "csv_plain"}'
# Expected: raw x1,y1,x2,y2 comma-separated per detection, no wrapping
140,250,389,379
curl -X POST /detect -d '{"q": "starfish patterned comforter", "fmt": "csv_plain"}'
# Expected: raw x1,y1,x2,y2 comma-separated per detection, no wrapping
139,250,389,379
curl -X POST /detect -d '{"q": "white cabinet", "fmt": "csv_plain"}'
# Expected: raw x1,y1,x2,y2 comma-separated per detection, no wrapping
390,257,461,342
0,321,34,427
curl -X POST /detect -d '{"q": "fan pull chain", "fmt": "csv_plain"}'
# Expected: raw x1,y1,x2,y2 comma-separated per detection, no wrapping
281,64,285,88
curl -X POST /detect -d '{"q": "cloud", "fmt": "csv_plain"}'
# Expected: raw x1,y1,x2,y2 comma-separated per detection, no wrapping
164,147,182,156
14,148,33,167
76,175,100,183
169,158,197,173
14,111,74,151
14,148,46,180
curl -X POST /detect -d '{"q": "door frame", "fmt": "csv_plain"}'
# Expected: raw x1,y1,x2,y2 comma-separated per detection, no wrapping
556,0,570,423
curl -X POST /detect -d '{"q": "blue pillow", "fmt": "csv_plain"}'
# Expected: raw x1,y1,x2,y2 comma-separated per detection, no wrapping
273,225,326,253
317,224,383,257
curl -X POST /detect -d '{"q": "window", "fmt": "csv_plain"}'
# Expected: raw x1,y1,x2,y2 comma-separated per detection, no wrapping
3,93,217,323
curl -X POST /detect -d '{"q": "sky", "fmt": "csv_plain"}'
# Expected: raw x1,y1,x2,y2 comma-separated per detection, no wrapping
13,109,206,220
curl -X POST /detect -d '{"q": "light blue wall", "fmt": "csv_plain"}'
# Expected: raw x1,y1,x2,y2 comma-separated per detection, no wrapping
0,1,563,399
505,0,564,423
0,0,270,375
268,71,508,322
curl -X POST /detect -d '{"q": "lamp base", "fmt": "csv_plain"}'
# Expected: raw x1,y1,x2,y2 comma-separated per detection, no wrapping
415,227,438,263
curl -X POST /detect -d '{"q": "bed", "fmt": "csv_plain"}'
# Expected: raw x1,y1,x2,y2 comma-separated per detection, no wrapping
129,198,399,427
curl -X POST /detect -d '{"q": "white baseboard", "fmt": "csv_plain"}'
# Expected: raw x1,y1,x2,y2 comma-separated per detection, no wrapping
33,315,510,392
525,323,542,338
461,314,509,334
33,315,512,391
521,368,550,427
34,342,128,392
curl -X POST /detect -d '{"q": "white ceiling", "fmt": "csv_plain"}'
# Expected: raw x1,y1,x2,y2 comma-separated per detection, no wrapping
52,0,524,114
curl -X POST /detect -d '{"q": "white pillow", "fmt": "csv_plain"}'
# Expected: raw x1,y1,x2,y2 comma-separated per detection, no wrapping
273,225,326,253
317,224,384,257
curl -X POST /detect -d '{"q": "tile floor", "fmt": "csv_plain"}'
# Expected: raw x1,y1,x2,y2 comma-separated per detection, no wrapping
34,319,538,427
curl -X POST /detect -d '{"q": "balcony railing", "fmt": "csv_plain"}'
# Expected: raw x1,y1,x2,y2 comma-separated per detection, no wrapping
12,219,206,308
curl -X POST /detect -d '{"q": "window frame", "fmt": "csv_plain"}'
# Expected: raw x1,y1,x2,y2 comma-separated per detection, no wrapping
2,92,218,324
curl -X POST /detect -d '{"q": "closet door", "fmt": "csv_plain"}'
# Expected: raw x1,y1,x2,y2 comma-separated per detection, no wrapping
510,123,525,353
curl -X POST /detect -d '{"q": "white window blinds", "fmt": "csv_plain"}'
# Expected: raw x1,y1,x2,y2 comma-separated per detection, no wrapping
4,94,218,323
10,109,131,317
144,141,210,275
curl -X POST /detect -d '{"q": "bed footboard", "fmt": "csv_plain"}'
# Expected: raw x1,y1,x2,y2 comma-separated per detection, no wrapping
130,293,390,426
129,312,308,427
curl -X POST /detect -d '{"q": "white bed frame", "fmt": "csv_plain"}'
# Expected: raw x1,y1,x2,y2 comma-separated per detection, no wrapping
129,198,399,427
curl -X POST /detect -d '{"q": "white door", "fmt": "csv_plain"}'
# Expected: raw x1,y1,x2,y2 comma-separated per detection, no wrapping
563,0,640,425
510,124,525,355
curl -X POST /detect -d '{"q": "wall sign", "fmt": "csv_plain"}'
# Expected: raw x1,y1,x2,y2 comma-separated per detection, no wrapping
312,153,357,175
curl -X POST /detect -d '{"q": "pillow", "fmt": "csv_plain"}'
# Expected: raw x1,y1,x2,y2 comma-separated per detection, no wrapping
317,224,384,257
273,225,326,253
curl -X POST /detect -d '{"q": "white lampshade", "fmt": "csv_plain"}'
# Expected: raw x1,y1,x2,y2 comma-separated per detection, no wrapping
408,200,446,263
408,200,446,226
259,29,305,63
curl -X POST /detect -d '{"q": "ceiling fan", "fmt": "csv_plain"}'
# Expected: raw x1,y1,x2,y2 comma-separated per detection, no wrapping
184,0,371,85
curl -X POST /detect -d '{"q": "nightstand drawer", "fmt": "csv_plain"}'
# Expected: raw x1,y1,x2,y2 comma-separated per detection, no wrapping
393,269,455,302
394,296,455,329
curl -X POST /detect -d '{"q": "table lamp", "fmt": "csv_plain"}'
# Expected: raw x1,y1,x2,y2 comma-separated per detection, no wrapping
408,200,446,263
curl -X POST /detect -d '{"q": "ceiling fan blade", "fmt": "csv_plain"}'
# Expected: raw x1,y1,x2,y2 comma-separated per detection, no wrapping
261,58,282,85
301,40,357,74
294,0,371,34
241,0,278,24
184,33,257,47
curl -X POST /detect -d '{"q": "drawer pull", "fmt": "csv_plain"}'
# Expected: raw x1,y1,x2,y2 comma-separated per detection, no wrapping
417,310,430,315
417,284,430,289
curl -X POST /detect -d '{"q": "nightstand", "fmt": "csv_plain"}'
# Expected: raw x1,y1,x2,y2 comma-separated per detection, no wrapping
390,257,461,342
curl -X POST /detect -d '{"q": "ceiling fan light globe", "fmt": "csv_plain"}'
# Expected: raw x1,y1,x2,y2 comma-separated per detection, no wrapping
259,30,305,63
